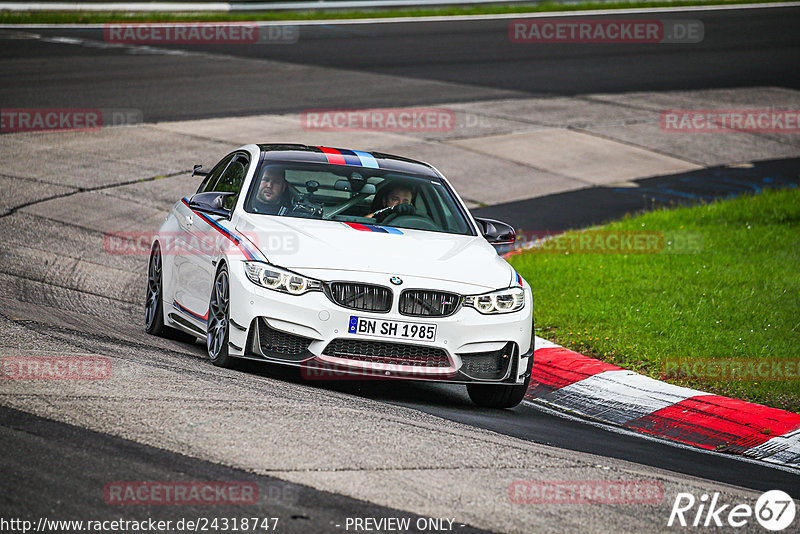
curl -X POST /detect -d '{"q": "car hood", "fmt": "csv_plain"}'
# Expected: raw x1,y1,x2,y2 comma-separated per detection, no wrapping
236,214,513,291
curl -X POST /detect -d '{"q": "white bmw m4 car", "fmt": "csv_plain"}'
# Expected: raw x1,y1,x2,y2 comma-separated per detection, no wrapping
146,144,533,408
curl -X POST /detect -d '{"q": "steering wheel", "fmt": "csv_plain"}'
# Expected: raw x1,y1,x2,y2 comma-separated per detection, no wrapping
380,213,441,231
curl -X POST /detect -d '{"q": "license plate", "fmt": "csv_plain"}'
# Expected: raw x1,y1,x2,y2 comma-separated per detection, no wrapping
347,316,437,342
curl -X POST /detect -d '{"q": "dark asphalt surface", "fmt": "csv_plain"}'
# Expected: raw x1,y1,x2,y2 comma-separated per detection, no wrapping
1,5,798,530
257,363,800,495
0,405,486,534
1,6,799,121
473,157,800,230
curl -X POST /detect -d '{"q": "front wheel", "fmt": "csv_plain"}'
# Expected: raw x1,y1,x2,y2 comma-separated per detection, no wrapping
467,379,530,409
207,264,235,368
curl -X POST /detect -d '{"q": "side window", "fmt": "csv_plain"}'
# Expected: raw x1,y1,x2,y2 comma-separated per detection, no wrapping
214,154,248,194
196,154,234,195
199,153,250,211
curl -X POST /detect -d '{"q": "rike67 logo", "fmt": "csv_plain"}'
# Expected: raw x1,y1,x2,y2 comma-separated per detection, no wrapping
668,490,796,531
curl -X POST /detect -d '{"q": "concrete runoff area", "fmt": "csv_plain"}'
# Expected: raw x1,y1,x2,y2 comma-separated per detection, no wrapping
1,86,798,210
1,88,799,532
449,129,701,185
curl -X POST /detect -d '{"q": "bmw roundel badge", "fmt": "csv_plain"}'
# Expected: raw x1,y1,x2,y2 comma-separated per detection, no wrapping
390,276,403,285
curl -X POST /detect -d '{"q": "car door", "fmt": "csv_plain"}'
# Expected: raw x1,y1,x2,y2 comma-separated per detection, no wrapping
171,153,235,325
176,152,251,328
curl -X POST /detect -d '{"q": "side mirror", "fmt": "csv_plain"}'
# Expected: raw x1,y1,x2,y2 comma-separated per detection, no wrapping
192,164,210,177
189,192,236,217
474,217,516,245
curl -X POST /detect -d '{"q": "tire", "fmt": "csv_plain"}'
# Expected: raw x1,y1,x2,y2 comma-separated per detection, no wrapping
145,245,196,343
466,355,533,409
207,263,235,368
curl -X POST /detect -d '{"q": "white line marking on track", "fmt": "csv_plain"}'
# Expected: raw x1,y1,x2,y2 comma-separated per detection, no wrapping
0,2,798,28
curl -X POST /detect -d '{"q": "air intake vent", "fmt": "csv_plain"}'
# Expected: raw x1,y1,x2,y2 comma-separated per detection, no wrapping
256,318,313,360
323,338,450,368
399,290,461,317
328,282,392,312
459,342,514,380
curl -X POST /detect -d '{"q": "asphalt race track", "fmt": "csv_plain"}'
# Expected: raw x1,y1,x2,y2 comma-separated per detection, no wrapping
473,157,800,230
0,6,798,120
2,405,485,534
1,5,799,533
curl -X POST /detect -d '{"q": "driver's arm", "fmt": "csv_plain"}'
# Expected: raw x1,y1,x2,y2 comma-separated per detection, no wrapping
369,203,416,222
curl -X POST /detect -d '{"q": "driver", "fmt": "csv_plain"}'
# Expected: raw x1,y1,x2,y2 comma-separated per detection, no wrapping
367,184,417,223
252,166,292,215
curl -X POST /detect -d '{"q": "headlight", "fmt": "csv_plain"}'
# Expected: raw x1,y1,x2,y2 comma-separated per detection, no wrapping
244,262,322,295
463,287,525,314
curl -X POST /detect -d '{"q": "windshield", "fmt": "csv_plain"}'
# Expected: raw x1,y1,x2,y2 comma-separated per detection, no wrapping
243,161,475,236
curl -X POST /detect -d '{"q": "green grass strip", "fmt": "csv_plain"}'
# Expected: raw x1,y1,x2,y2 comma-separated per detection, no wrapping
509,187,800,413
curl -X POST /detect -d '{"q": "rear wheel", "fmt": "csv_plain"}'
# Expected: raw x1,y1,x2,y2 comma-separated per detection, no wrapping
207,264,235,368
145,245,196,343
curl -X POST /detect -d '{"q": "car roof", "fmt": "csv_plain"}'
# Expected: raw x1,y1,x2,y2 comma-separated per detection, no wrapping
257,144,440,178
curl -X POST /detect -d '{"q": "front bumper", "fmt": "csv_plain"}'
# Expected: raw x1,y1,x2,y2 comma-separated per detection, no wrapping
227,262,533,384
